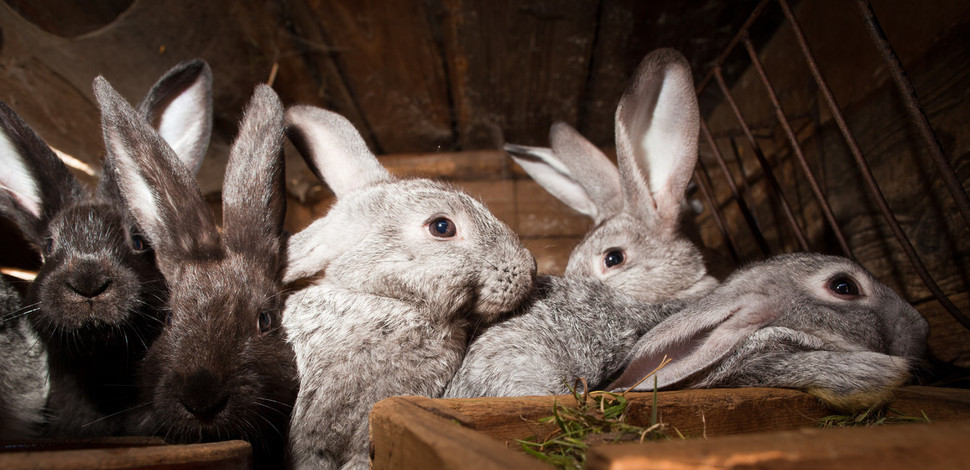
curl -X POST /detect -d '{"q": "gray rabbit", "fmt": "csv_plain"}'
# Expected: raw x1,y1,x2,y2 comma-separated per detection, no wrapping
96,78,297,467
0,275,47,439
282,105,536,470
444,49,715,399
0,60,212,436
506,48,717,303
609,253,929,411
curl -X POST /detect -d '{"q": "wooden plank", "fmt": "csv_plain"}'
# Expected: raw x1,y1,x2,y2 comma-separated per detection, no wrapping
585,420,970,470
438,0,599,149
371,387,970,469
524,236,582,275
297,0,453,154
370,396,542,470
0,440,252,470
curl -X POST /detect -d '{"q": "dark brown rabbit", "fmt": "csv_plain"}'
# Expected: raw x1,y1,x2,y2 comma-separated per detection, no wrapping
96,78,297,467
0,60,212,437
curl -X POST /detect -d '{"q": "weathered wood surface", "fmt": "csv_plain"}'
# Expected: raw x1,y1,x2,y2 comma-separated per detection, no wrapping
370,396,541,470
586,420,970,470
370,386,970,469
0,440,252,470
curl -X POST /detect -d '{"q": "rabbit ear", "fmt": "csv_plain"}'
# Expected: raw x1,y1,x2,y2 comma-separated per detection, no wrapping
615,48,699,230
0,101,86,244
282,208,362,283
136,59,213,175
95,76,220,263
506,122,622,224
285,105,391,198
609,292,783,391
221,85,286,273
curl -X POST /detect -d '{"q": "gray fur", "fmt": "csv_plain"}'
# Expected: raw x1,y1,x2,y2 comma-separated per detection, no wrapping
0,276,48,439
282,105,536,470
98,80,296,466
610,253,928,411
0,60,212,437
444,276,688,398
506,48,716,303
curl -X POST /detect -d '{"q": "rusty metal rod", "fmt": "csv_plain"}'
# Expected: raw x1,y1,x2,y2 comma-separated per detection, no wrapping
713,67,811,251
778,0,970,329
696,0,773,94
700,119,773,257
854,0,970,231
693,163,740,264
742,37,853,258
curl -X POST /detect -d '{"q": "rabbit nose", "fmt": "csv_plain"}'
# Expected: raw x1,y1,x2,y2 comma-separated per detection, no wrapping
179,369,229,421
67,276,112,298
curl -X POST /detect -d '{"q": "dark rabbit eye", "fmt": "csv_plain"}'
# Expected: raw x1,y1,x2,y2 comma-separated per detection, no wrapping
429,217,457,238
604,250,625,269
828,276,860,297
164,310,173,326
131,233,148,252
258,311,273,333
44,237,54,255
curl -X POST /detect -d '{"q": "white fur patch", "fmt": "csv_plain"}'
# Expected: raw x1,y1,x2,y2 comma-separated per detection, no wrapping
157,79,208,172
0,130,43,219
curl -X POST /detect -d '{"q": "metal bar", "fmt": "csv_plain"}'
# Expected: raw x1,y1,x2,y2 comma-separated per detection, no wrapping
693,163,741,264
696,0,774,94
742,37,854,258
854,0,970,231
713,67,811,251
700,119,773,257
778,0,970,329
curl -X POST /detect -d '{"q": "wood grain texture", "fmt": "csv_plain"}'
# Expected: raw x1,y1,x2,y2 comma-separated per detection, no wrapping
370,387,970,469
438,0,599,149
586,420,970,470
0,440,252,470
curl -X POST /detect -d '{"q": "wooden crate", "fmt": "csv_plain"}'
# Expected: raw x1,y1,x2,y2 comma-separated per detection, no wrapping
0,438,252,469
370,386,970,469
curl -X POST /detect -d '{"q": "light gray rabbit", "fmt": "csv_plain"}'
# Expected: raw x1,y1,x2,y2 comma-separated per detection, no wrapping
506,48,717,302
0,275,47,439
444,49,716,400
0,60,212,436
443,276,689,398
282,105,536,470
609,253,929,411
96,79,297,467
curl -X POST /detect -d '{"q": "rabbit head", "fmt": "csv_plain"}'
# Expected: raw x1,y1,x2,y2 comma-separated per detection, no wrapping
284,105,536,323
0,60,212,435
506,48,715,302
96,78,296,459
610,253,929,411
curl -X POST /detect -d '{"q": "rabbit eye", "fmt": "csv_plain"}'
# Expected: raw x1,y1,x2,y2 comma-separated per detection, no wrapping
604,250,625,269
44,237,54,255
258,311,273,333
828,276,860,297
131,234,148,252
428,217,457,238
164,310,173,327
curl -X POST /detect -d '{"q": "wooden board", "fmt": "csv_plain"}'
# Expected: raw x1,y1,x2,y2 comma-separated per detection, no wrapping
0,440,252,470
370,386,970,470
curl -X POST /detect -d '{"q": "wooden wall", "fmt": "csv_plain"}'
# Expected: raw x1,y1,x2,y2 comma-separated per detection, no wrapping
1,0,969,365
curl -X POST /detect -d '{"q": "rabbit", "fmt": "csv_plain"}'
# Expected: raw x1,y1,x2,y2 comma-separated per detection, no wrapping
0,275,48,439
443,275,690,398
0,59,213,436
608,253,929,412
281,104,537,470
505,48,718,303
95,77,297,467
